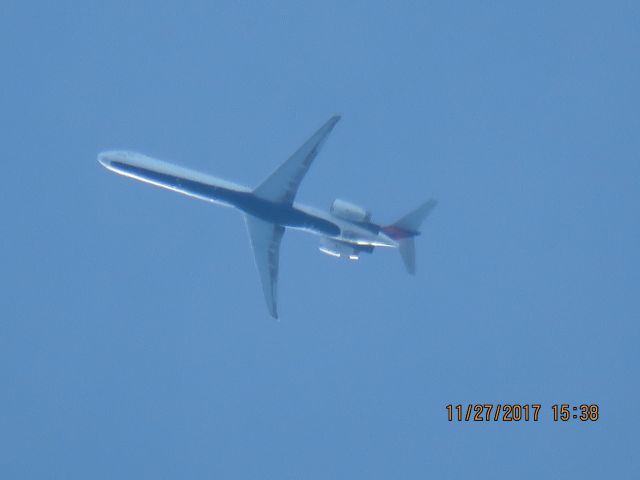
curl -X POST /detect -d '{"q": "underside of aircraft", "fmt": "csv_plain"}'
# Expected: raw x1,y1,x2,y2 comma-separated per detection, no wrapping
99,116,437,318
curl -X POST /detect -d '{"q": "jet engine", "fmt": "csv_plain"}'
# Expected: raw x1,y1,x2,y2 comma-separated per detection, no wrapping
330,199,371,223
318,237,374,261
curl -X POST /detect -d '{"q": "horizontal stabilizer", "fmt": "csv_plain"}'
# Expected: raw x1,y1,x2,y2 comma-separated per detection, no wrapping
393,199,437,233
386,199,437,274
398,238,416,275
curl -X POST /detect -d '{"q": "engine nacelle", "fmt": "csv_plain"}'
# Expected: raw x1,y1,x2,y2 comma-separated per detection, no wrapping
330,199,371,223
319,238,361,260
318,238,374,261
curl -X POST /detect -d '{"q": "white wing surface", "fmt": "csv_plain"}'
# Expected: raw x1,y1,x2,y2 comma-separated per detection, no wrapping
253,115,341,205
244,214,285,319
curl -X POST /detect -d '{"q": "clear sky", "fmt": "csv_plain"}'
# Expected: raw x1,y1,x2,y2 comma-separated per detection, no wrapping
1,1,638,478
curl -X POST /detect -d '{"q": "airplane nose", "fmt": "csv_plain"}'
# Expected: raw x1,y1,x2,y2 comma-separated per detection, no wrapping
97,152,111,168
98,150,126,168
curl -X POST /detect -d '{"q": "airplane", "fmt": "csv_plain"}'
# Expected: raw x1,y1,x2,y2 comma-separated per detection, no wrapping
98,116,437,318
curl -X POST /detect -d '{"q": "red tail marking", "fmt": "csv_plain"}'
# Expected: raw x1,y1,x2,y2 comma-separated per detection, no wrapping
381,225,415,240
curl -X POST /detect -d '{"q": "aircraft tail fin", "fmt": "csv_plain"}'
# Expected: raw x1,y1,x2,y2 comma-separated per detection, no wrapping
382,199,437,275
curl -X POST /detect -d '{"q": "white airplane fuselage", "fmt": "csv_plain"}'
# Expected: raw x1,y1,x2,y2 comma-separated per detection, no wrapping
98,150,397,249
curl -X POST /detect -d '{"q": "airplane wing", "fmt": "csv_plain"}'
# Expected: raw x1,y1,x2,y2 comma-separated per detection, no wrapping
244,214,285,319
253,115,341,205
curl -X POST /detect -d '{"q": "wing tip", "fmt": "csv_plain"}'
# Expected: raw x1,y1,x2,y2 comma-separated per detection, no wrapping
326,115,341,129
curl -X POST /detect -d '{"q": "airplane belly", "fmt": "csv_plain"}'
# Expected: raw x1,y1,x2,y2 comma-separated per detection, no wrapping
236,199,341,237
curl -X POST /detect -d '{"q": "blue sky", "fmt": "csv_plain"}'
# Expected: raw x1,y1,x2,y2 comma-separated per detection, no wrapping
1,1,638,478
